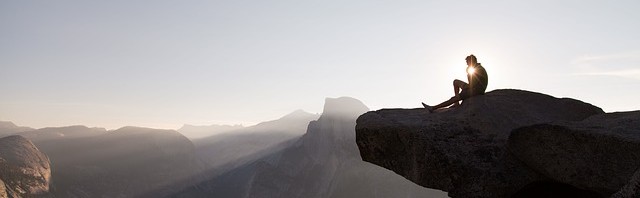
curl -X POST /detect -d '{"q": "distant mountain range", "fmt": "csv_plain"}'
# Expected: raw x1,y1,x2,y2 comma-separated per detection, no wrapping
174,97,448,198
178,124,244,139
0,108,323,197
0,122,198,197
188,109,320,176
177,109,320,140
0,121,34,137
0,98,447,198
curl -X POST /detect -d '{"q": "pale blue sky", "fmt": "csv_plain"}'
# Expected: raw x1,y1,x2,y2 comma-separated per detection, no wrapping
1,0,639,129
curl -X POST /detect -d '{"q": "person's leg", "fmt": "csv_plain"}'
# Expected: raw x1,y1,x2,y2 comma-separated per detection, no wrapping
422,95,462,112
453,79,465,95
452,80,467,107
422,79,467,112
434,95,461,110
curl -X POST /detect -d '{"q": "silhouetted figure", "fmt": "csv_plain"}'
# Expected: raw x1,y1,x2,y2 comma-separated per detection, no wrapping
422,54,488,112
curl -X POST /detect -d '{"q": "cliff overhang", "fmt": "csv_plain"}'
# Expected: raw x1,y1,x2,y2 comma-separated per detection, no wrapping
356,89,640,197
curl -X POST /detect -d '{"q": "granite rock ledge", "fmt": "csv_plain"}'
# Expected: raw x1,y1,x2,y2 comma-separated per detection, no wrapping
355,89,640,197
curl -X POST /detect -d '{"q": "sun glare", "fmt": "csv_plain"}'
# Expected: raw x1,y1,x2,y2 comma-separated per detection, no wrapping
467,67,476,75
450,50,510,91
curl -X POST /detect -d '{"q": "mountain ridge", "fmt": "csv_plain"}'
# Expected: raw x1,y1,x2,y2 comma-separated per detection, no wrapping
175,96,448,198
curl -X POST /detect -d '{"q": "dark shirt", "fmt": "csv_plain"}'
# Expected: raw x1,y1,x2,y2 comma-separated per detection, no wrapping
467,63,488,95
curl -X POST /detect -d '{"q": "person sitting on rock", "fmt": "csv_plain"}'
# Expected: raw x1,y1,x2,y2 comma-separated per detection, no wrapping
422,54,488,112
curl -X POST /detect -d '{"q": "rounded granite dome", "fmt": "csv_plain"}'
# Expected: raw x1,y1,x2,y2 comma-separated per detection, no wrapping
321,97,369,118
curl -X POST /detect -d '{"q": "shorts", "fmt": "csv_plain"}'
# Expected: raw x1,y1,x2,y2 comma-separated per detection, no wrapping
459,84,484,100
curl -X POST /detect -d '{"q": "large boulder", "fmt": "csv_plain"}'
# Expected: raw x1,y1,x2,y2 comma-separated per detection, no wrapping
355,89,604,197
0,179,7,198
509,111,640,197
0,135,51,197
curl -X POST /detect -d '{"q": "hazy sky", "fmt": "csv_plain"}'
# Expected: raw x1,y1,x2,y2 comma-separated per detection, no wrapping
2,1,639,129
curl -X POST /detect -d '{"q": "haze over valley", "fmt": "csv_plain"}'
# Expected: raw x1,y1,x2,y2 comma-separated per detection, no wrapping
0,97,448,197
2,1,639,197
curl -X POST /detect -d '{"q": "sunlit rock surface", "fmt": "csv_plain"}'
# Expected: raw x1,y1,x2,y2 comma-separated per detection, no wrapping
356,89,611,197
0,135,51,197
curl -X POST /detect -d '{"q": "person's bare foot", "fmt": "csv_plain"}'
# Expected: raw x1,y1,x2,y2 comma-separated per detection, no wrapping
421,102,434,113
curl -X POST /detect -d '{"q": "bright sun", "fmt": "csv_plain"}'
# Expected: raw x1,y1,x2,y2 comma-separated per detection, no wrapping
467,67,476,75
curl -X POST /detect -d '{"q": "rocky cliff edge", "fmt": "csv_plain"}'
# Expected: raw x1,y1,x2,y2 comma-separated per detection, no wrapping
356,89,640,197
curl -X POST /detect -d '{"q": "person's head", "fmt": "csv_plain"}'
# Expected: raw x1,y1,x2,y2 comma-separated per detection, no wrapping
465,54,477,66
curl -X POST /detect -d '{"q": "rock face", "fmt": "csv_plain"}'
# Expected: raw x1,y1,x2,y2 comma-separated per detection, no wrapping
0,135,51,197
510,111,640,197
612,168,640,198
356,89,606,197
